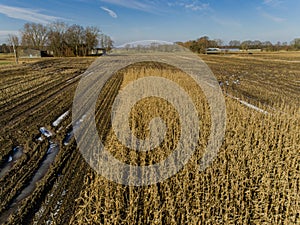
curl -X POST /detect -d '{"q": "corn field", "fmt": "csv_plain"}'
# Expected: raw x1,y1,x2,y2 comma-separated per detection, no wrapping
0,53,299,224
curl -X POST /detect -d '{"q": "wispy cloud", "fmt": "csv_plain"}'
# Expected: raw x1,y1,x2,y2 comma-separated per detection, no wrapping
261,11,285,22
257,6,285,22
0,30,19,38
167,1,210,11
100,0,156,12
0,4,64,24
100,0,210,13
184,3,209,11
263,0,283,7
0,30,19,43
101,6,118,18
0,30,19,36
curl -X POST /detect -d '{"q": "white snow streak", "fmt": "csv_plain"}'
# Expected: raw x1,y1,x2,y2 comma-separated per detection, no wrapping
52,111,69,127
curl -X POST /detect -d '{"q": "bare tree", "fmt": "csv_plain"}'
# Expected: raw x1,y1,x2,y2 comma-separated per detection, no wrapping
252,40,262,49
65,24,84,56
262,41,273,51
7,21,113,57
124,44,131,51
21,23,48,50
0,43,11,53
100,34,113,52
291,38,300,50
8,34,20,64
48,22,68,56
241,40,252,50
84,26,101,56
214,39,224,48
229,40,241,48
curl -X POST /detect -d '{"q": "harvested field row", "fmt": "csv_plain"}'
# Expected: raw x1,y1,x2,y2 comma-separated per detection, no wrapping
201,54,300,109
0,58,95,223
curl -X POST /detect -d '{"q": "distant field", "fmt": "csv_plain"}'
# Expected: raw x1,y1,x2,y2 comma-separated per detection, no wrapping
201,52,300,108
206,51,300,61
0,53,14,65
0,53,299,224
0,53,48,66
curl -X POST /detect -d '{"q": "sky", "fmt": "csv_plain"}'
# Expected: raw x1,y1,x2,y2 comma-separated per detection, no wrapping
0,0,299,46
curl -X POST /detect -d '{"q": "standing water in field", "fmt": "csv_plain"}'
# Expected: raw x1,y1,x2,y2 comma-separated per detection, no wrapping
0,146,23,179
0,142,59,224
14,142,59,203
63,114,86,145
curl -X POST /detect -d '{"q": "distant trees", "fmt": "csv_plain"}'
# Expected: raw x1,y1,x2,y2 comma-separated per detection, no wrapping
84,26,101,55
196,36,210,53
21,23,48,50
291,38,300,50
179,36,300,53
228,40,241,48
47,22,68,57
0,43,11,53
214,39,224,48
12,22,113,57
261,41,273,51
65,24,84,56
100,34,114,52
47,22,103,56
180,36,222,53
240,40,262,50
252,40,262,49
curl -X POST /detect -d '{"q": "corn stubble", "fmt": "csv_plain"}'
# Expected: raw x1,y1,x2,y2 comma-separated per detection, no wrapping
71,62,299,224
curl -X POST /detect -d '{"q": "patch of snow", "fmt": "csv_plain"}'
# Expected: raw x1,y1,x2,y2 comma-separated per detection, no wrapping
7,156,13,163
66,75,81,83
226,94,268,114
62,190,67,196
63,131,73,146
233,79,240,85
37,136,43,142
240,100,268,114
52,111,69,127
40,127,52,137
84,71,94,77
63,114,86,146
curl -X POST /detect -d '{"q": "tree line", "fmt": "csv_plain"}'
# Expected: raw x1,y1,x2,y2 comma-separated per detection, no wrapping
177,36,300,54
2,22,113,57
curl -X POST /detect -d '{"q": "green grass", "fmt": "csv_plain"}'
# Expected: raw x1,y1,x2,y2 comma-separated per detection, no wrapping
0,60,13,64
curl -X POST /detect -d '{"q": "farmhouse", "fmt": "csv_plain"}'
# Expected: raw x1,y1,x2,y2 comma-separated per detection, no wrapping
88,48,106,56
19,48,53,58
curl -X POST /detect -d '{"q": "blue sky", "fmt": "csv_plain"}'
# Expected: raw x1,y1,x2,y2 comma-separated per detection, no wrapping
0,0,299,45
